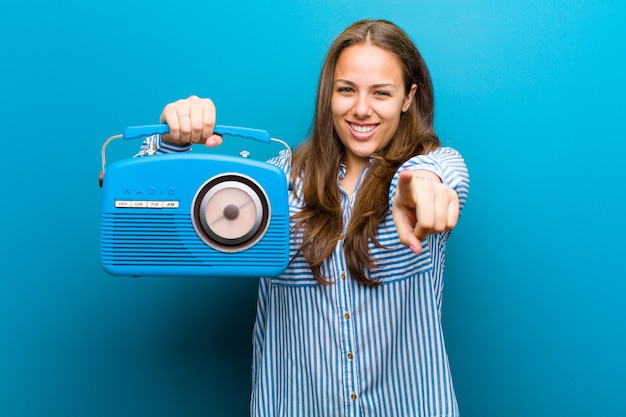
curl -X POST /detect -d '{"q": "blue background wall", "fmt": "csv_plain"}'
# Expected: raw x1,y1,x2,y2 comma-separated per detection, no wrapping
1,1,624,416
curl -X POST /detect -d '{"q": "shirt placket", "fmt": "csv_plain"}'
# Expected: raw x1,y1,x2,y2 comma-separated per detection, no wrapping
335,184,361,417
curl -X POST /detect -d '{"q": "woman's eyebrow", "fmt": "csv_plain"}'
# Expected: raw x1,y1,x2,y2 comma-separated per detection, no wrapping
371,83,396,89
334,79,397,89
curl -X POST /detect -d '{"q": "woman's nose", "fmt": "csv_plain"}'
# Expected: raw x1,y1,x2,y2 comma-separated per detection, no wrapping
352,94,372,118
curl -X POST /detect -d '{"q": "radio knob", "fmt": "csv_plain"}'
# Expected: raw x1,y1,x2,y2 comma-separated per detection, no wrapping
223,204,240,220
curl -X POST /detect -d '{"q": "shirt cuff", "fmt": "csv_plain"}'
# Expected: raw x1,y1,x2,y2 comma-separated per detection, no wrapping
135,134,191,157
389,147,470,209
157,135,192,154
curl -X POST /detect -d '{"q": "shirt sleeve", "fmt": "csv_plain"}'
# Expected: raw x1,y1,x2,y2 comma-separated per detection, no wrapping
134,134,192,157
265,149,292,176
389,146,470,211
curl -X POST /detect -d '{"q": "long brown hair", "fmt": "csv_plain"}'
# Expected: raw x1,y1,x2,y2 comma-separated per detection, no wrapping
291,19,440,286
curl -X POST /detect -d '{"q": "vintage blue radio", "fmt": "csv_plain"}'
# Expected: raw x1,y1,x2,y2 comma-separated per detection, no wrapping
98,124,292,277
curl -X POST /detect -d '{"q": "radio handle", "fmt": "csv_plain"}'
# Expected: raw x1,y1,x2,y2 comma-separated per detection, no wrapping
123,124,272,143
99,124,292,188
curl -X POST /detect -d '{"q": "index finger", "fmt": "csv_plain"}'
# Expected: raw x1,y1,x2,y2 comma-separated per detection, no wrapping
396,169,417,207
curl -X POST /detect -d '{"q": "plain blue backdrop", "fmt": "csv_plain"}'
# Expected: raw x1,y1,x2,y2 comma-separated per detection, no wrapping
1,1,625,416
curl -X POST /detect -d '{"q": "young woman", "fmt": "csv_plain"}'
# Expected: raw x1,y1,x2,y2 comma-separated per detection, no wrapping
139,19,469,417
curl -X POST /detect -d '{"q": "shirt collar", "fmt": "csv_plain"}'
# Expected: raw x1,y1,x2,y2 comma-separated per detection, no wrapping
338,155,377,180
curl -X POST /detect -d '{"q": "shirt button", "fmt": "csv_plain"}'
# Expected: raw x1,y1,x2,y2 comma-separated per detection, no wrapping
344,313,350,320
351,393,358,401
347,352,354,360
340,273,346,280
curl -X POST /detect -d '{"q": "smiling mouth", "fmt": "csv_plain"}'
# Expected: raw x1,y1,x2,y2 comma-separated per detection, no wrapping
349,122,377,133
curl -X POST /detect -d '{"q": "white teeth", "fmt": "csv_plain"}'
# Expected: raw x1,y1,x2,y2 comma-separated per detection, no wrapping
350,123,375,133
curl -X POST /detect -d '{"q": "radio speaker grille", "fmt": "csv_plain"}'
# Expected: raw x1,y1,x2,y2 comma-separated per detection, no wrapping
100,212,288,267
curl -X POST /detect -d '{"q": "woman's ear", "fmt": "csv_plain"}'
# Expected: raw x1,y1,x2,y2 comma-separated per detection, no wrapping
402,83,418,112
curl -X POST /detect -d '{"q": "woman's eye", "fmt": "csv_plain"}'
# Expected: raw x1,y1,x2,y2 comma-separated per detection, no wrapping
374,90,391,97
338,87,354,93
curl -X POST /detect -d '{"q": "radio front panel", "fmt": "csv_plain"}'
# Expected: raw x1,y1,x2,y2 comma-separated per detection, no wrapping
100,153,290,277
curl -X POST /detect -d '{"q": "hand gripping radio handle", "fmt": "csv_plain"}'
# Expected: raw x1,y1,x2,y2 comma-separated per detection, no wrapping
99,124,292,187
122,124,272,143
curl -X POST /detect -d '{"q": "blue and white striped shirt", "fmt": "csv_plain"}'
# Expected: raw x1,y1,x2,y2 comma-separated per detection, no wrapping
138,135,470,417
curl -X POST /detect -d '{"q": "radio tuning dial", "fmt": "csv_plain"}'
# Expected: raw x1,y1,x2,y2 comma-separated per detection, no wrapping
204,186,258,241
193,174,270,253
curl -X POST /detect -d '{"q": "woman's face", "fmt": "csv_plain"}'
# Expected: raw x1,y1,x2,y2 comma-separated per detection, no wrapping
331,43,416,171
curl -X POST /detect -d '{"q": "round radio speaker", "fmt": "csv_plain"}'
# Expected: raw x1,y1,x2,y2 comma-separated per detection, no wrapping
192,174,271,252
